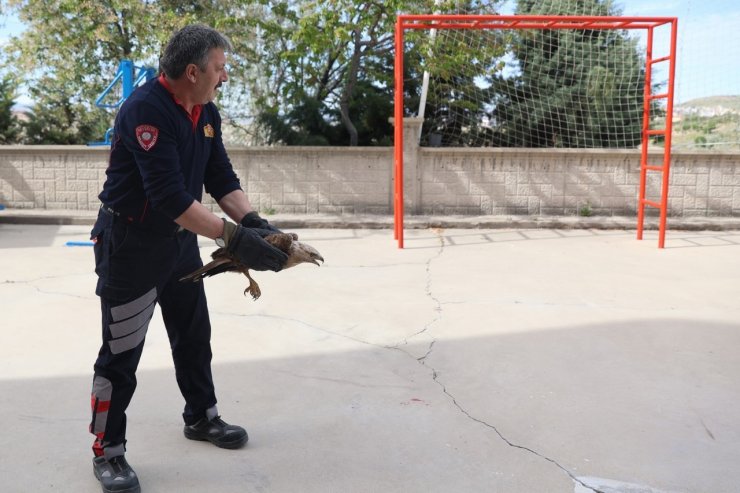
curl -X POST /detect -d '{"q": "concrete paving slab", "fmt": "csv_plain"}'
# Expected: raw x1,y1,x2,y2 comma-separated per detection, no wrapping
1,224,739,492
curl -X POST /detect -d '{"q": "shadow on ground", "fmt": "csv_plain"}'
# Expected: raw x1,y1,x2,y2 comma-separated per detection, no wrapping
1,317,738,493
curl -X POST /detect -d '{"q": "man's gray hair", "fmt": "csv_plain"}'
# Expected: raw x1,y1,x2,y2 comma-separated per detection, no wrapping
159,24,233,79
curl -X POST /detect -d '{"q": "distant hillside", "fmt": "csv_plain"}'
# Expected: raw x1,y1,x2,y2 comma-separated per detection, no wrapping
677,95,740,112
670,95,740,150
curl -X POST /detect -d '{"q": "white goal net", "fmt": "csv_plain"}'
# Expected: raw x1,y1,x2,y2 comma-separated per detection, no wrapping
408,12,667,149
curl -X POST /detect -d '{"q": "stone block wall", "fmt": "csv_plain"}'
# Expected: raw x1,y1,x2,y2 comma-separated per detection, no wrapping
0,143,738,218
0,146,109,210
217,147,393,215
416,149,740,217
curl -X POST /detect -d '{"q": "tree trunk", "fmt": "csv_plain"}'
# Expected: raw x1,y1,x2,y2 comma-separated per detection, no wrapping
340,29,362,146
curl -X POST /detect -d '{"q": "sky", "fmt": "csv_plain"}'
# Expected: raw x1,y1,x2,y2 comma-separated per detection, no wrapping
612,0,740,104
0,13,31,106
2,1,739,106
500,0,740,104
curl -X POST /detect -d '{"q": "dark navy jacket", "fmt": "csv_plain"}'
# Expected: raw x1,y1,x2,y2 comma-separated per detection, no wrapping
99,76,241,231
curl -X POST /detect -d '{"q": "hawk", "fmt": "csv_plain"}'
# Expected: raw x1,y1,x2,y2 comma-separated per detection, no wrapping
179,232,324,300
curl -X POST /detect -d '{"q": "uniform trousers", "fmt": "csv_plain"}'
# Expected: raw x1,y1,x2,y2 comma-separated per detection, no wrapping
89,209,217,459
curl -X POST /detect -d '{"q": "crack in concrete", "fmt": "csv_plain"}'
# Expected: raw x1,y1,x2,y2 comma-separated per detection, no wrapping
3,273,87,284
2,275,94,300
425,363,604,493
271,369,411,390
389,229,446,353
210,310,377,348
209,229,605,491
403,228,605,493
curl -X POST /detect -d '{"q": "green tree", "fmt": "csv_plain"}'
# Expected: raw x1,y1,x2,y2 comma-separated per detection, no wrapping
0,0,265,144
487,0,647,148
2,0,163,143
0,76,22,143
1,0,505,146
251,0,410,146
252,0,509,146
21,77,112,144
412,1,507,147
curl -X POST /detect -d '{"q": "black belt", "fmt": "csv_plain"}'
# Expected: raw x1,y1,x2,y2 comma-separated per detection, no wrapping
100,204,186,236
100,204,122,218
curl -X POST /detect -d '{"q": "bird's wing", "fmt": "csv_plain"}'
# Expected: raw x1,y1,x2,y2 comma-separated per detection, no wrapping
178,257,238,282
264,233,295,254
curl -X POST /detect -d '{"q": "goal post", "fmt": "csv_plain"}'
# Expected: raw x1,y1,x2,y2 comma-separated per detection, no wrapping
393,14,678,248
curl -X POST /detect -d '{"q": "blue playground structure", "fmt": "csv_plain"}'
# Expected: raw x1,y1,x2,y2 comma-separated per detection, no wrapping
88,60,156,146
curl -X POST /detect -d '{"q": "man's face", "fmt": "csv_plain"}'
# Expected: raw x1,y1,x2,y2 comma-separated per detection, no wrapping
194,48,228,104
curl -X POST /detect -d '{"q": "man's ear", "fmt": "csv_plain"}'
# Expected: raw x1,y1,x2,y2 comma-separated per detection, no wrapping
185,64,198,84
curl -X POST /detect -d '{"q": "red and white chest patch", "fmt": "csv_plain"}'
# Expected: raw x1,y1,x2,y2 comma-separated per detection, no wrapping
135,125,159,151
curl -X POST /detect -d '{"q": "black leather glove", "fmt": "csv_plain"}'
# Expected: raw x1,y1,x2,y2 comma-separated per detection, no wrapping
223,221,287,272
240,211,282,234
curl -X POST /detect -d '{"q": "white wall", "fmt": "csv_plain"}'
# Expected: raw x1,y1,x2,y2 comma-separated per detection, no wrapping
1,145,738,218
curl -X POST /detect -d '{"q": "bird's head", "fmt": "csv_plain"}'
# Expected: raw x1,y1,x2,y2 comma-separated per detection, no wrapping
284,240,324,269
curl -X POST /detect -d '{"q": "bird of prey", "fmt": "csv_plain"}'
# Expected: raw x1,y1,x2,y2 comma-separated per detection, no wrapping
179,232,324,300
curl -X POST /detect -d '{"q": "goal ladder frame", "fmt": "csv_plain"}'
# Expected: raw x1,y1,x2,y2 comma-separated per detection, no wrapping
393,14,679,248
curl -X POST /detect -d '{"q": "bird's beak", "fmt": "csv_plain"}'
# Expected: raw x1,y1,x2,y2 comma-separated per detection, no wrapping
310,255,325,266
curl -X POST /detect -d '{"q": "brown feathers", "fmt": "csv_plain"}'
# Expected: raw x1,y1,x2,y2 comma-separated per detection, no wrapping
179,232,324,301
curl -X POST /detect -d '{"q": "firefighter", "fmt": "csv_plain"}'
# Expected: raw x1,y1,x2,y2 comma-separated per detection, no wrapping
88,24,286,493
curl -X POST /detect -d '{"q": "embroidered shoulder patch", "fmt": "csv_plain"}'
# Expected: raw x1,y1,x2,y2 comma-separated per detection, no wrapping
135,125,159,151
203,124,215,138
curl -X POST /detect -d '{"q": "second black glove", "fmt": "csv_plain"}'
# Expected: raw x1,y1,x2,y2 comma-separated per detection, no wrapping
225,223,287,272
240,211,282,234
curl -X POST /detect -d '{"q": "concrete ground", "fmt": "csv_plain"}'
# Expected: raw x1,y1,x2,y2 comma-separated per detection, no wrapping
1,222,739,493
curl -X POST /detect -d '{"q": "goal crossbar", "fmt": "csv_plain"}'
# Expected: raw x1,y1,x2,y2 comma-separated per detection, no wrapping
398,14,675,31
393,14,679,248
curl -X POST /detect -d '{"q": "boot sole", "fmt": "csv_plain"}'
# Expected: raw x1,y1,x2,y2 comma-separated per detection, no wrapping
184,429,248,449
93,466,141,493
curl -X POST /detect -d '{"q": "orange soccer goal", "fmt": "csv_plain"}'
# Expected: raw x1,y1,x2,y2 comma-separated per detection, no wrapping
393,14,678,248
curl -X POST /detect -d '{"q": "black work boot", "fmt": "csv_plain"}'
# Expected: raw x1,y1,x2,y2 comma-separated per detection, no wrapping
184,415,248,449
92,455,141,493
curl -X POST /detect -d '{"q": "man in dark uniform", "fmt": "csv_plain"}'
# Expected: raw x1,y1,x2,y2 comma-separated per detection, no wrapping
89,24,286,493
